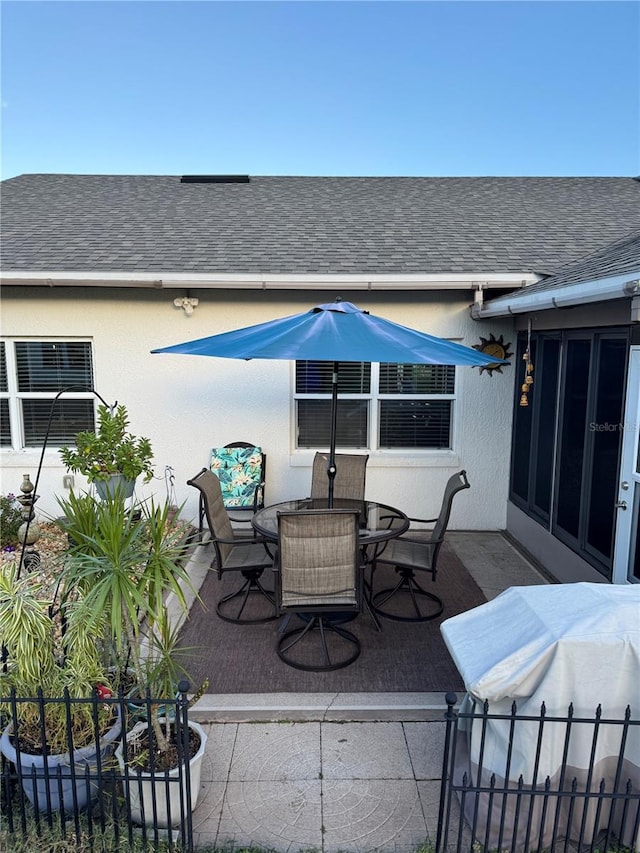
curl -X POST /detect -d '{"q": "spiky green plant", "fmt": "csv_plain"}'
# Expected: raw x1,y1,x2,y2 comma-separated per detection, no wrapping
56,492,196,754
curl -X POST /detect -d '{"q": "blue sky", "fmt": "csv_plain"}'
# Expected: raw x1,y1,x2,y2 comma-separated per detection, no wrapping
1,1,638,179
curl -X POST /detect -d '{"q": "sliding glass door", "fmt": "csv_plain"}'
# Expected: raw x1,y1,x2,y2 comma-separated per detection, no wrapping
510,328,629,578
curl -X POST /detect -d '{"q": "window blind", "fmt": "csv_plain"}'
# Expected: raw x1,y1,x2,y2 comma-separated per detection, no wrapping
16,342,94,392
21,399,96,447
297,400,368,448
296,361,371,394
379,363,454,395
0,342,7,393
379,400,452,449
0,400,10,447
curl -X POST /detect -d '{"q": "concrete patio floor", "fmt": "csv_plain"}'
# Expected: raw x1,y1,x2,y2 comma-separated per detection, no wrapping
179,532,551,851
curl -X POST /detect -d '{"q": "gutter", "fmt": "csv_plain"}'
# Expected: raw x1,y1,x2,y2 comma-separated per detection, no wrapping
471,272,640,319
0,270,539,291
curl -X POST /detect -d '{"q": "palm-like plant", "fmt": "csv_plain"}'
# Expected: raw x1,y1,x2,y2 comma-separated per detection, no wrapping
56,493,195,754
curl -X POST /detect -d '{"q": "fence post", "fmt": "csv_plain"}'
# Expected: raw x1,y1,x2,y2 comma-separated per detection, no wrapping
436,692,458,853
177,679,194,853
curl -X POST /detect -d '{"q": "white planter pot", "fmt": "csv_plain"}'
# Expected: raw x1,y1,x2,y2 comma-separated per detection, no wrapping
115,718,207,828
0,710,122,813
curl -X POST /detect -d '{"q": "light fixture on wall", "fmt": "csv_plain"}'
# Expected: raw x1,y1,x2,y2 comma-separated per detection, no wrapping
173,295,199,316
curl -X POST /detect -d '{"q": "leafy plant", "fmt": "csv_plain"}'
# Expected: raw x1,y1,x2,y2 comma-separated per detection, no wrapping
59,404,154,484
0,561,112,753
56,492,197,756
0,492,23,549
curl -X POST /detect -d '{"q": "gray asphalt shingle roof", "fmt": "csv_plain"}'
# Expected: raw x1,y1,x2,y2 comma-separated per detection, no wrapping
2,174,640,276
494,230,640,297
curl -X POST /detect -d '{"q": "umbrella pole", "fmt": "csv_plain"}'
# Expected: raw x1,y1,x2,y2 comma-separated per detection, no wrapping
328,361,339,507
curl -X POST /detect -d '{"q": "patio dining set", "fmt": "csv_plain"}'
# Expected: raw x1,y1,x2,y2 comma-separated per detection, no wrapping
187,443,470,673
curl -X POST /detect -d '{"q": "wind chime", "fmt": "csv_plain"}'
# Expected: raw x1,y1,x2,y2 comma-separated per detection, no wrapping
520,320,534,407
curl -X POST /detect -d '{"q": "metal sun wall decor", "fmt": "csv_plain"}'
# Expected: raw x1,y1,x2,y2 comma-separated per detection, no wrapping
472,334,513,376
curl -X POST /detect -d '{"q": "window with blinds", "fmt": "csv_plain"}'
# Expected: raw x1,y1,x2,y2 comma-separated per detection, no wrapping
0,343,9,447
295,360,455,451
0,340,96,449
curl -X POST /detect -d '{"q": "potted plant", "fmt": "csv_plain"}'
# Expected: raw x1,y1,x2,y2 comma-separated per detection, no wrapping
55,491,207,826
115,651,210,828
59,404,154,500
0,561,121,812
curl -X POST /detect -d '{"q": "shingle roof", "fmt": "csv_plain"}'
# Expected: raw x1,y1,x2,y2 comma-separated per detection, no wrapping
2,174,640,276
494,230,640,297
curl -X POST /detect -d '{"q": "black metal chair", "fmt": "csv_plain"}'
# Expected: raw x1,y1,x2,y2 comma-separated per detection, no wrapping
188,468,276,624
309,452,369,501
197,442,266,540
371,470,471,622
275,509,363,671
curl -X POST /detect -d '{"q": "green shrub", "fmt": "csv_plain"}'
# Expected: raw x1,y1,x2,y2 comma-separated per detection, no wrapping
0,493,23,549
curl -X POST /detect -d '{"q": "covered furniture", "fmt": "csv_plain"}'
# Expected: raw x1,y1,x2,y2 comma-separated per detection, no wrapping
310,452,369,501
275,509,363,671
188,468,276,624
440,583,640,851
371,469,470,621
197,442,266,538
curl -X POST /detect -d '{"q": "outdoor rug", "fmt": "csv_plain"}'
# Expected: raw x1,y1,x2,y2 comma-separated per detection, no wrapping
176,540,486,693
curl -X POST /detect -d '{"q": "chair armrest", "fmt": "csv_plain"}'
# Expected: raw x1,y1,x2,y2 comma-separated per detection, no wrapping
218,533,270,545
220,533,275,559
378,513,406,531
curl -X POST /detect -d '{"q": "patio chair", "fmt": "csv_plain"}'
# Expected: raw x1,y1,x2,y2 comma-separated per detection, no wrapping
197,442,266,539
310,452,369,501
371,470,470,622
275,509,363,671
188,468,276,624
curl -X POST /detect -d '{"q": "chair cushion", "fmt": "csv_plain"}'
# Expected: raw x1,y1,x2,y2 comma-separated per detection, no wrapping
210,446,262,508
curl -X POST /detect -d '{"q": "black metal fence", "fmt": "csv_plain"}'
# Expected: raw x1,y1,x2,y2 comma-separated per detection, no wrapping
0,686,199,852
437,692,640,853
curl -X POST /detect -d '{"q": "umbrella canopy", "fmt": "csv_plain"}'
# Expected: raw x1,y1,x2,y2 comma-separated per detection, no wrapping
152,300,502,365
152,300,507,502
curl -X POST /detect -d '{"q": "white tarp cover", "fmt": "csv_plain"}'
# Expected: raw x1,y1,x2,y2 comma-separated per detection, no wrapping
440,583,640,850
441,582,640,710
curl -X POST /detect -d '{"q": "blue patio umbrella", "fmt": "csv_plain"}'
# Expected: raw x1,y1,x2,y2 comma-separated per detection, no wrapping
152,300,507,503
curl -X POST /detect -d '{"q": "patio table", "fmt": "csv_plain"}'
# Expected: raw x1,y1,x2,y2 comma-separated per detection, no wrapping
252,497,409,547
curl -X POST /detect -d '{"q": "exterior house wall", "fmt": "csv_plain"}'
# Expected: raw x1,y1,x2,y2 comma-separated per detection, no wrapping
507,502,606,583
1,287,516,530
512,300,632,332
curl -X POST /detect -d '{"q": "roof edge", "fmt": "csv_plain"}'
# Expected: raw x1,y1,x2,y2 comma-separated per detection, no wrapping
0,271,539,291
471,272,640,318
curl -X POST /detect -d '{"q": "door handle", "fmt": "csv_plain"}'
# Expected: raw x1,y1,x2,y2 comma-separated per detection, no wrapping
615,501,628,510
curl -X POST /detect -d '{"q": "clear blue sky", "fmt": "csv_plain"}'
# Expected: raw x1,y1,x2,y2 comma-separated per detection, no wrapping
1,0,638,179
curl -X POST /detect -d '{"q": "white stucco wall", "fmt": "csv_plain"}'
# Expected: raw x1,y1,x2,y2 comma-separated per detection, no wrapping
1,287,516,530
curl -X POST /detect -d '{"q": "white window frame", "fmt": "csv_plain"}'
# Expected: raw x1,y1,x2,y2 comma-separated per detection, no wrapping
294,361,457,455
0,338,96,451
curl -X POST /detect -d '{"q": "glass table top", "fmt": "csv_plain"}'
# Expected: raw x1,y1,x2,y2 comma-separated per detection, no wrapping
253,498,409,544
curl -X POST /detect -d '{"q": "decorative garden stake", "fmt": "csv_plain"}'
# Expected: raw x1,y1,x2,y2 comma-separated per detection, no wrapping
16,474,40,572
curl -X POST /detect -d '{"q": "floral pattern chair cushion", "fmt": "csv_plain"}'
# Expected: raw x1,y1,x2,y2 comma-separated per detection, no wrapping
209,446,264,509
